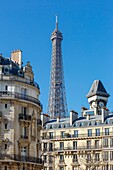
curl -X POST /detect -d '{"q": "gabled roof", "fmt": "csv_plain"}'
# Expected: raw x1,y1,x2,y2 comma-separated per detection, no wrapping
87,80,110,98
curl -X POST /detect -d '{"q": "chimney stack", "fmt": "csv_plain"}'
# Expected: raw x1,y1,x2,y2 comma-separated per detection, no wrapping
11,50,22,68
70,110,78,126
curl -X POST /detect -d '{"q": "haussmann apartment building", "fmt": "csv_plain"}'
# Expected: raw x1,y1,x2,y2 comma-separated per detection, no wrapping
41,80,113,170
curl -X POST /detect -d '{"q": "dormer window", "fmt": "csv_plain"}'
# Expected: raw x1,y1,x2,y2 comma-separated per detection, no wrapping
58,124,61,128
88,122,91,126
50,125,53,129
5,85,8,91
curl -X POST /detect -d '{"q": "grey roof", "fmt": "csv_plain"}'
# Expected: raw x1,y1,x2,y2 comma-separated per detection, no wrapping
87,80,110,98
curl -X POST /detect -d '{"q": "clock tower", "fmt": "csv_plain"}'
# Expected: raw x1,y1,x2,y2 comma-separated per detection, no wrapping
87,80,110,110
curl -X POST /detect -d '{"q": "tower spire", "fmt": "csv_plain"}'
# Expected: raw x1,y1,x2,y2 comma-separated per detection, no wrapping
47,17,68,119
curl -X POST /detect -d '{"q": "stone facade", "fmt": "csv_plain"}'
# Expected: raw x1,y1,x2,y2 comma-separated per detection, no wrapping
41,80,113,170
0,50,43,170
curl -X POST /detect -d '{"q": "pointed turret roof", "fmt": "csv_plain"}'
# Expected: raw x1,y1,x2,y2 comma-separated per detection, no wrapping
87,80,110,98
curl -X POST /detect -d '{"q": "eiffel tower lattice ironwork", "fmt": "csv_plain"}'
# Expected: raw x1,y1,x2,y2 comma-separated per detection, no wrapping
47,16,68,119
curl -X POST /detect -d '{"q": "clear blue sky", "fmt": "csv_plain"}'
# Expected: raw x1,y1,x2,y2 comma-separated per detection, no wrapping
0,0,113,115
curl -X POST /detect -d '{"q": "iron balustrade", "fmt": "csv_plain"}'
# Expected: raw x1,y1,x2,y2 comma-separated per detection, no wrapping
0,154,43,164
0,91,43,109
42,132,113,140
19,113,31,121
72,159,78,163
21,135,28,139
50,146,102,151
59,159,64,163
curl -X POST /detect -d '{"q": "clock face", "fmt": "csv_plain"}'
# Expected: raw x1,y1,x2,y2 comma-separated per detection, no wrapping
99,101,104,108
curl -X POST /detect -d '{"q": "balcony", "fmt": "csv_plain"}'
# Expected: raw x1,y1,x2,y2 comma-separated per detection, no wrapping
71,159,79,166
0,154,43,164
54,145,102,152
59,159,64,163
48,160,53,164
0,91,43,109
42,132,113,141
19,113,31,122
19,135,29,143
72,159,78,163
21,135,28,139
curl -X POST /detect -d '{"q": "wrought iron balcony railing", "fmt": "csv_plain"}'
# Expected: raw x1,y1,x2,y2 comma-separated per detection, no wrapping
21,135,28,139
0,91,42,109
72,159,78,163
42,132,113,140
19,113,31,121
59,159,64,163
0,154,43,164
44,145,102,152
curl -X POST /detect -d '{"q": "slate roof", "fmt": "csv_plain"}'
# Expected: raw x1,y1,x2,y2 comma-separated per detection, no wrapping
87,80,110,98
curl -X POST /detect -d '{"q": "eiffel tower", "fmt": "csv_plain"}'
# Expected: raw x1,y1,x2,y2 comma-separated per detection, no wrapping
47,16,68,119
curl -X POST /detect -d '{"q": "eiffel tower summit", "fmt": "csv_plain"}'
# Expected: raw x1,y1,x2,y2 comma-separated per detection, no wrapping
47,16,68,119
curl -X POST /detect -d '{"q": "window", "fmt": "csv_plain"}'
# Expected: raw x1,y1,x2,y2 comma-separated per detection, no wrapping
72,168,77,170
44,155,47,163
5,85,8,91
110,151,113,160
49,168,53,170
95,153,100,161
50,125,53,129
60,168,64,170
49,143,53,151
95,129,100,136
21,126,28,138
49,132,53,139
59,155,64,162
103,165,109,170
49,155,53,163
24,107,27,116
5,104,7,108
21,107,27,116
21,147,27,159
61,131,65,138
88,129,92,137
110,138,113,147
87,154,91,162
21,88,27,96
74,130,78,137
87,140,91,149
103,151,108,161
73,141,77,149
105,128,109,135
95,140,99,148
5,166,7,170
4,123,8,130
60,142,64,150
73,154,77,162
103,138,108,147
5,144,7,150
43,143,47,151
110,165,113,170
